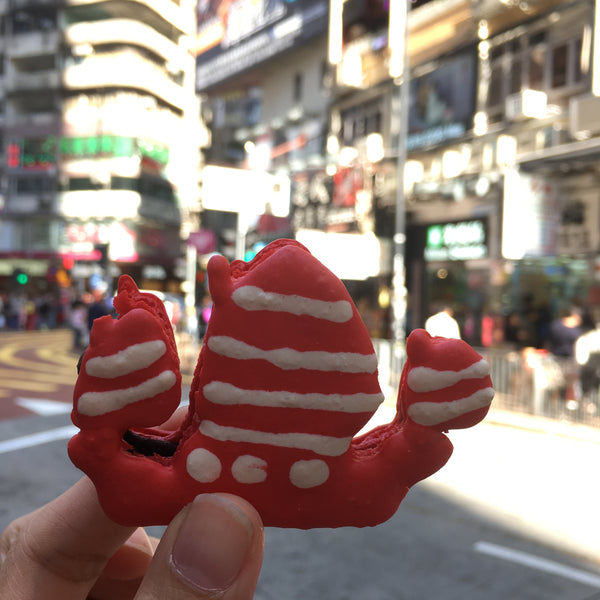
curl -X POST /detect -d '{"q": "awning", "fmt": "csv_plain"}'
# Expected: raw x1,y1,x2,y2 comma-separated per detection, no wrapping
517,137,600,173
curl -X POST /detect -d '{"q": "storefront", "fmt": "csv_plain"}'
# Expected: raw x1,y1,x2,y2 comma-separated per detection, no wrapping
406,214,501,345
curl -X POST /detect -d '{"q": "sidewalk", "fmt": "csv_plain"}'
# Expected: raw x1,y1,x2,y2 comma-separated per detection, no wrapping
485,407,600,444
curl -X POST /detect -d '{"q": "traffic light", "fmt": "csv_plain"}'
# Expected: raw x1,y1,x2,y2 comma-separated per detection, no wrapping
12,268,28,285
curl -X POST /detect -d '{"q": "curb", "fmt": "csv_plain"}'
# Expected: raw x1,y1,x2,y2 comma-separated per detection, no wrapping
485,408,600,444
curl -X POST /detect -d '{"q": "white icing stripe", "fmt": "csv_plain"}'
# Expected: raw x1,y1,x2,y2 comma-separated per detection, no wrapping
207,336,377,374
204,381,383,413
77,370,177,416
407,387,495,426
85,340,167,378
232,285,353,323
199,420,352,457
407,359,490,393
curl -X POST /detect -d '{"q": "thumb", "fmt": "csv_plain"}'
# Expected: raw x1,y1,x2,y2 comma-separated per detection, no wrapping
135,494,264,600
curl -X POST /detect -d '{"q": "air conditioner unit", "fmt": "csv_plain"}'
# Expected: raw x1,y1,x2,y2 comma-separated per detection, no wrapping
505,90,547,121
569,94,600,137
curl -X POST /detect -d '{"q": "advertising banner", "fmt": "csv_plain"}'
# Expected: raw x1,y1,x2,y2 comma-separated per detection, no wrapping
502,168,561,259
195,0,328,91
407,51,476,151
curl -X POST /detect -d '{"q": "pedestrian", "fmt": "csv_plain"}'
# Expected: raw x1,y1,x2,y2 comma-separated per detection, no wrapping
546,305,584,409
70,298,88,353
87,289,111,332
575,308,600,415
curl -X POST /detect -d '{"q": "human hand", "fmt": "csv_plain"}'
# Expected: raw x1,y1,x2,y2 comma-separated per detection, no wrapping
0,477,265,600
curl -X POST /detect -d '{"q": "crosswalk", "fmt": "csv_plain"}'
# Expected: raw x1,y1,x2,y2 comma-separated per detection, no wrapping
0,330,78,419
0,329,195,420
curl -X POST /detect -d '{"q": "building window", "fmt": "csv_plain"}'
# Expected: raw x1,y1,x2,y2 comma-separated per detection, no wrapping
12,176,54,194
551,43,568,88
293,72,303,103
482,17,588,118
340,99,383,146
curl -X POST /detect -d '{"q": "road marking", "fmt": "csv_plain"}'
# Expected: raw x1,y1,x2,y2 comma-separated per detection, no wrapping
16,398,72,416
474,541,600,588
0,426,77,455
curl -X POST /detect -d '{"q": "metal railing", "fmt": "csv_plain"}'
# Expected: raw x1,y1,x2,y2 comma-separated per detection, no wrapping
371,340,599,428
176,335,599,428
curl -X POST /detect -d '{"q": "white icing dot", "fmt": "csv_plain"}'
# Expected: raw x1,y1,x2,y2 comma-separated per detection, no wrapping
186,448,221,483
289,459,329,489
232,455,268,484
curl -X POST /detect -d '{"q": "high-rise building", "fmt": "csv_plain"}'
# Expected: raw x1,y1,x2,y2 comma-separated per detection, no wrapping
0,0,200,290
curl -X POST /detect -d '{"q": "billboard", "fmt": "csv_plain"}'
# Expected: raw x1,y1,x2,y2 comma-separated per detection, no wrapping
195,0,328,91
407,51,476,151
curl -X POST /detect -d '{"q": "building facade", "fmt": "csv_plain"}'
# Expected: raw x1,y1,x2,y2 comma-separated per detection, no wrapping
326,0,600,344
195,0,600,344
0,0,200,292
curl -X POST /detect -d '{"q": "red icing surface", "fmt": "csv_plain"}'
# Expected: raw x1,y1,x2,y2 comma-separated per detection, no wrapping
69,239,493,528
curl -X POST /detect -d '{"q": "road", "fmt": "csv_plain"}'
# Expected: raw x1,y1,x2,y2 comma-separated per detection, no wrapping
0,329,78,419
1,330,599,599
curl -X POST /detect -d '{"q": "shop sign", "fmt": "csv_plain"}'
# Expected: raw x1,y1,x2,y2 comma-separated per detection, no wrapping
502,169,560,259
424,219,487,261
291,167,366,233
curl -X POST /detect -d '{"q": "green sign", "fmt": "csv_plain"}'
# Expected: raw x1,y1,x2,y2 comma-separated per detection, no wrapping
425,220,487,261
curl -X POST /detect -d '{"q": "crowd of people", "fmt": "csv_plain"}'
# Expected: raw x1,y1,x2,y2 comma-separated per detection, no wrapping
422,298,600,418
0,287,112,352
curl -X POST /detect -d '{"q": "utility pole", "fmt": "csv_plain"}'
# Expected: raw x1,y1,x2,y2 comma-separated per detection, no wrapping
389,0,410,344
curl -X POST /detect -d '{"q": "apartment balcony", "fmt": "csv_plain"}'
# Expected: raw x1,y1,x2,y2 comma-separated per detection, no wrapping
65,19,190,69
64,0,192,38
6,30,60,59
63,51,186,111
5,68,61,93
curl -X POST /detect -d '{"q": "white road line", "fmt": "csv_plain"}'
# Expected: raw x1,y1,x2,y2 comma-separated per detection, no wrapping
16,398,72,416
474,541,600,588
0,426,77,455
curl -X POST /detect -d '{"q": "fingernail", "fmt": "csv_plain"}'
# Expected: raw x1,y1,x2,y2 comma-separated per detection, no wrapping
171,494,254,592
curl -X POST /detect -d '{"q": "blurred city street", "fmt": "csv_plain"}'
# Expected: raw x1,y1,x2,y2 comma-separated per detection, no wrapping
0,330,599,599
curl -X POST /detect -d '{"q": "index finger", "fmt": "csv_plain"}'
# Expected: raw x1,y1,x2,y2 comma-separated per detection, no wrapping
0,477,135,600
